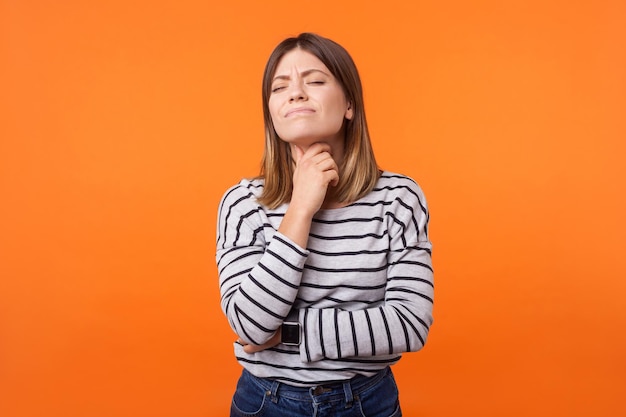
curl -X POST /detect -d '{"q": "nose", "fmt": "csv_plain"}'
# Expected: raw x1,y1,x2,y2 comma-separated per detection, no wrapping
288,81,307,102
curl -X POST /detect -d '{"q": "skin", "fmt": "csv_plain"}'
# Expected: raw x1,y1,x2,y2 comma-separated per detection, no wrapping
239,48,353,353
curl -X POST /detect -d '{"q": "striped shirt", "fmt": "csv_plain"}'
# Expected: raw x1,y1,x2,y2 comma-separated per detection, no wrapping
216,171,434,386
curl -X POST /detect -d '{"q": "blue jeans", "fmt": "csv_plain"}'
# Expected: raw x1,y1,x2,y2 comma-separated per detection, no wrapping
230,366,402,417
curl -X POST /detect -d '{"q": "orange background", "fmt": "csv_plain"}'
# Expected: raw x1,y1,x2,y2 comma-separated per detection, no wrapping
1,1,625,416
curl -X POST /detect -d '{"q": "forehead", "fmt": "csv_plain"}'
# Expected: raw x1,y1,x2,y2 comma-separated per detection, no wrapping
273,48,331,76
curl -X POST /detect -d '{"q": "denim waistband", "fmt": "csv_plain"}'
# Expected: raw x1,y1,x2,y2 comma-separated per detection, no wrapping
242,367,391,405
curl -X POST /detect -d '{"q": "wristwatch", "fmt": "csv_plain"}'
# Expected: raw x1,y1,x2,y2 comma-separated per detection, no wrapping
281,309,301,346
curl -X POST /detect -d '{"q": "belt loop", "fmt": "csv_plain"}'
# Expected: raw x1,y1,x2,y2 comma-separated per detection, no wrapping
270,380,280,403
343,381,354,408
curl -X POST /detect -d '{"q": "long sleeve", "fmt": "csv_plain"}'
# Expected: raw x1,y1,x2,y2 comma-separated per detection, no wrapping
298,175,434,362
216,182,308,345
214,173,433,385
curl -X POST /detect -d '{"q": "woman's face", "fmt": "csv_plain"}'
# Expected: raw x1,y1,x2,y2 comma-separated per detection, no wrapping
268,48,353,150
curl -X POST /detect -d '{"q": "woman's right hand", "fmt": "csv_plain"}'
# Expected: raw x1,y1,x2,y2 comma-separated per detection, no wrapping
277,143,339,249
290,143,339,217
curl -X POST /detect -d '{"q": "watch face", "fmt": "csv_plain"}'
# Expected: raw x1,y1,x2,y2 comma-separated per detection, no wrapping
282,324,300,345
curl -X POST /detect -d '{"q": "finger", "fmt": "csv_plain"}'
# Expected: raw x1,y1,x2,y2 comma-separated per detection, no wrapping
243,342,268,354
306,142,332,157
313,155,339,170
329,171,339,187
305,152,334,167
326,169,340,187
312,155,339,176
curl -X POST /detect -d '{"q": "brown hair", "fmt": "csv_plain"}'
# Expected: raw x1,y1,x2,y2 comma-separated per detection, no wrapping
258,33,380,208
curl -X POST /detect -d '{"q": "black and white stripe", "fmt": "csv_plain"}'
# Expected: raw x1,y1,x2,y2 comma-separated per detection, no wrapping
215,172,434,386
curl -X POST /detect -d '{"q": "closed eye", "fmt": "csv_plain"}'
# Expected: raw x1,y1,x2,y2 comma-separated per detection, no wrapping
271,86,286,93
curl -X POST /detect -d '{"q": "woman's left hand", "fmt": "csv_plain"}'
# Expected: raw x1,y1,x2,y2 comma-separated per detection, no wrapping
238,330,282,353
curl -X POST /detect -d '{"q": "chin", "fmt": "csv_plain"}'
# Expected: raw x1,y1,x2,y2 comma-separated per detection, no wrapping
280,132,342,148
279,136,322,148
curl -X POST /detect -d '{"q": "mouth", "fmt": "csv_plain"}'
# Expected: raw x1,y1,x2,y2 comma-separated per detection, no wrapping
285,107,315,117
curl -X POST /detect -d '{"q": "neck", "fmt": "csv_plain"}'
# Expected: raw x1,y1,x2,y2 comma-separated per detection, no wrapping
321,186,351,209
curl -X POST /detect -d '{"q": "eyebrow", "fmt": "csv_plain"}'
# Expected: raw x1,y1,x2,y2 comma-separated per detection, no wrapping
272,69,329,83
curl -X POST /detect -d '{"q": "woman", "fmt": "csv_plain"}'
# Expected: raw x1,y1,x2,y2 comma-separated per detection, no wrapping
216,33,434,417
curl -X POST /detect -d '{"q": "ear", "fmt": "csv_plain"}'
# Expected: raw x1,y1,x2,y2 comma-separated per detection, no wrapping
345,102,354,120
